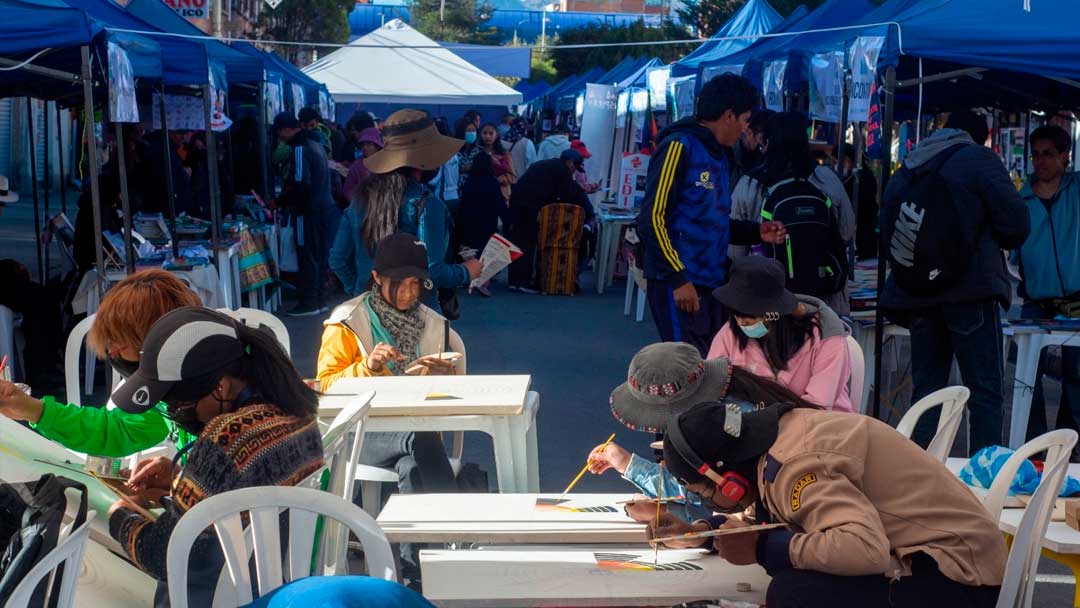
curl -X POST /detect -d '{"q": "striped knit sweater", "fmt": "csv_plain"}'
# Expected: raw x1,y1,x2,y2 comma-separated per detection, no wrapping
109,403,324,580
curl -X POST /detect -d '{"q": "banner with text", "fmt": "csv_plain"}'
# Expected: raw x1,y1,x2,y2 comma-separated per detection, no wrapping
763,60,787,111
107,41,139,123
848,36,884,123
809,51,844,123
163,0,210,19
580,83,618,191
618,153,650,209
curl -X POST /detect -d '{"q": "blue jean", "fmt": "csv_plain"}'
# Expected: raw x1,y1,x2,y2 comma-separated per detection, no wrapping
1022,302,1080,439
908,300,1005,454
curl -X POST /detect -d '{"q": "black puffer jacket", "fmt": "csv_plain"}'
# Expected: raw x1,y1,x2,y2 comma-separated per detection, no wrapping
880,129,1029,311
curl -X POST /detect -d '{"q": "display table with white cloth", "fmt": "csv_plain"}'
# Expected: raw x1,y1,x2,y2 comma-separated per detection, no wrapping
72,265,225,314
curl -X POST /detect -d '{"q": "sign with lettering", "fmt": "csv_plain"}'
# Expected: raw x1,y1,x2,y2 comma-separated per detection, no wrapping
763,60,787,112
618,153,650,209
163,0,210,20
809,51,843,123
848,36,885,123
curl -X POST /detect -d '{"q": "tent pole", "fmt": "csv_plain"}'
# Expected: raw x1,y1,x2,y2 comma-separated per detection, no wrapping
57,104,67,215
26,98,43,283
837,73,850,173
256,83,271,201
115,123,135,274
872,66,896,421
158,86,179,260
81,46,106,300
201,84,223,246
43,102,51,277
916,59,924,144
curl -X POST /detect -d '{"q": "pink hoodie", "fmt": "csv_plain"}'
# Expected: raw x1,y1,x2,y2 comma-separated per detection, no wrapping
706,297,854,412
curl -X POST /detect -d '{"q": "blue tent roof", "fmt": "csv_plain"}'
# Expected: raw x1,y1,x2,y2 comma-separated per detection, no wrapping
672,0,782,77
0,0,100,57
546,67,605,108
696,4,809,87
125,0,264,84
63,0,212,85
481,9,663,44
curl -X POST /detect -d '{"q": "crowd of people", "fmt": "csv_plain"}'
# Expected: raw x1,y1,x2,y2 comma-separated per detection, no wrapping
0,69,1077,607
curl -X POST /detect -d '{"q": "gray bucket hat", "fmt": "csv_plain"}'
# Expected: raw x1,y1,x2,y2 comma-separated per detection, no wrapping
609,343,732,434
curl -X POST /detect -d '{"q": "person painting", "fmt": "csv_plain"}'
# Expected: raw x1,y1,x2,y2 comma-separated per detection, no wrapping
0,269,202,457
653,400,1006,607
329,110,481,302
107,307,323,604
707,256,853,412
318,233,460,583
587,342,824,523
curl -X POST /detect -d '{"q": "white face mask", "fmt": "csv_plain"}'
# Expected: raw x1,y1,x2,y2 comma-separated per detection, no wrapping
738,320,769,339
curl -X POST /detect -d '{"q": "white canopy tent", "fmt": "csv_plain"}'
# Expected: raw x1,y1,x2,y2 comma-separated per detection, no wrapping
303,20,522,106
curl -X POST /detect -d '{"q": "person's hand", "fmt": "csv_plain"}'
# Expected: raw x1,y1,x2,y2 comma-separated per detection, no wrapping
648,512,710,548
127,456,173,492
711,518,758,565
365,342,402,372
760,221,787,244
672,282,700,314
0,380,44,423
411,355,456,376
587,442,631,475
124,487,170,509
623,494,669,522
108,497,140,519
464,258,483,281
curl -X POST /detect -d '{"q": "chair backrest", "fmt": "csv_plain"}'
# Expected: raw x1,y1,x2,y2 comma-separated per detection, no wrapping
64,315,95,406
4,513,96,608
983,429,1078,608
448,327,467,376
216,307,291,356
324,391,375,502
845,335,864,414
895,386,970,463
167,487,396,608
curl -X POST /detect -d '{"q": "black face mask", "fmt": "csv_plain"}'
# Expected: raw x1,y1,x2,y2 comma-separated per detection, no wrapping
418,169,440,184
165,402,204,436
109,357,140,380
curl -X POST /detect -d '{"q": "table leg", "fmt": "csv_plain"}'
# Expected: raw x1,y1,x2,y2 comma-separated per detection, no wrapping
490,416,519,493
596,223,611,295
230,251,242,311
1009,334,1042,449
602,224,622,294
526,411,540,492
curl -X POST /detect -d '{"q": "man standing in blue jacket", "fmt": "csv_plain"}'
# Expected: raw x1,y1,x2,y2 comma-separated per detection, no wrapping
1019,124,1080,443
637,74,786,355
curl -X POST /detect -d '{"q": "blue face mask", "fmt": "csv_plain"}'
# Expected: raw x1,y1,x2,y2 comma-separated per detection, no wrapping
464,131,477,144
738,320,769,339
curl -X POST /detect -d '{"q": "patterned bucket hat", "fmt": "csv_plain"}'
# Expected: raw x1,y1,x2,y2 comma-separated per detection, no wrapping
609,343,733,434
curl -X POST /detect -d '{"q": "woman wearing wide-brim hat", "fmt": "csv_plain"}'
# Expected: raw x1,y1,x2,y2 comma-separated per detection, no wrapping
329,110,482,309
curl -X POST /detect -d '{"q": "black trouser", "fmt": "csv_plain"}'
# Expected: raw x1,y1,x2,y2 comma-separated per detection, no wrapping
296,206,337,308
767,554,999,608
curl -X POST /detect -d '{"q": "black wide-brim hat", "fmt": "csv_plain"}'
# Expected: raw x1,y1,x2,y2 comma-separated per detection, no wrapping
712,256,798,317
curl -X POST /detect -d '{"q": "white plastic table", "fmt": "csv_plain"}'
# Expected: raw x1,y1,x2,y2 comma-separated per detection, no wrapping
376,493,646,544
320,375,539,493
594,209,636,295
420,545,770,607
1008,327,1080,448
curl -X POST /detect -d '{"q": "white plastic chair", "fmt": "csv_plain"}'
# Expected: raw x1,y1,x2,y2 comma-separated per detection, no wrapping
4,513,96,608
979,429,1078,608
623,265,646,323
217,307,291,356
845,335,864,414
895,386,970,463
167,486,396,608
353,329,469,518
0,304,17,379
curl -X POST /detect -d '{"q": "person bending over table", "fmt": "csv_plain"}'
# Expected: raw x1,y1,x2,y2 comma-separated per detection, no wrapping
318,233,461,585
653,400,1006,608
588,341,822,523
0,269,202,457
707,256,853,412
107,307,323,606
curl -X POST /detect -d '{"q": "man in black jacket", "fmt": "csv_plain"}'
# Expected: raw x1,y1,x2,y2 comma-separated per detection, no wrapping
881,110,1030,452
274,112,339,316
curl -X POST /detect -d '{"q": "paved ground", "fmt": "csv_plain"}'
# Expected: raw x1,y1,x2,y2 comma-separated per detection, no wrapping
1,194,1074,605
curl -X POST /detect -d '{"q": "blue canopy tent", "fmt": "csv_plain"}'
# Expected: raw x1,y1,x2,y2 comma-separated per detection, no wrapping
671,0,782,78
443,43,532,79
696,5,809,91
617,57,662,89
545,67,604,111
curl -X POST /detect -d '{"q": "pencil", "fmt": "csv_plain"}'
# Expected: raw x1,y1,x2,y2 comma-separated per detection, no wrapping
560,432,616,498
650,522,787,545
654,462,662,564
0,354,8,376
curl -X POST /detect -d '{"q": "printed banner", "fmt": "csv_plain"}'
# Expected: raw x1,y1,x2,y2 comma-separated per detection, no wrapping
701,64,743,84
319,89,334,123
848,36,885,123
580,83,618,191
617,153,650,209
763,60,787,112
163,0,210,19
151,93,231,132
667,75,696,121
265,79,285,124
808,51,844,123
107,41,139,123
290,83,307,115
865,82,883,160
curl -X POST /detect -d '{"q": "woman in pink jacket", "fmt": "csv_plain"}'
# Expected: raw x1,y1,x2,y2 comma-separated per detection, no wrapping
708,256,854,412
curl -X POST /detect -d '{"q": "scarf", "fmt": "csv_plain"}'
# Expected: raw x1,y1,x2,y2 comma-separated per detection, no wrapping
366,291,425,375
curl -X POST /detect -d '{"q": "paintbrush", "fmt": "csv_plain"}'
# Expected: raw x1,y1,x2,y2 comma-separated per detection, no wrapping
650,522,787,545
560,432,616,499
0,354,8,378
89,470,159,521
654,462,663,564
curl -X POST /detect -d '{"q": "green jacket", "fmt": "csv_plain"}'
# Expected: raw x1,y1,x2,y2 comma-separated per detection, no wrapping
31,396,195,458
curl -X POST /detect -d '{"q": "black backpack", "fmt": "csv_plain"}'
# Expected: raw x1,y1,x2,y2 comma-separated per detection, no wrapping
883,145,970,295
0,474,88,608
759,177,848,298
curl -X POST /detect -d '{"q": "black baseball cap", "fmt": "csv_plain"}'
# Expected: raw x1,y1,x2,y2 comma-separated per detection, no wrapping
560,148,585,170
273,112,300,132
111,307,247,413
663,400,787,484
298,106,321,123
373,233,431,283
